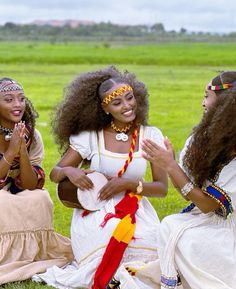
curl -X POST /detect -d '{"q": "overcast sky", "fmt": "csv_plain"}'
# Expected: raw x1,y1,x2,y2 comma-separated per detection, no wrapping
0,0,235,33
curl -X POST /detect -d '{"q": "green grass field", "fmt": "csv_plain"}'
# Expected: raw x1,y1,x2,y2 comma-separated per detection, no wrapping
0,41,235,288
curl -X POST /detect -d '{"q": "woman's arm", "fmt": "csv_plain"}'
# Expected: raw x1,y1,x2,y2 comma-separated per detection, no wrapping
18,142,38,189
98,157,168,201
166,161,219,213
0,154,13,179
142,138,220,213
0,122,38,190
143,162,168,197
18,126,44,190
0,124,22,179
50,147,94,191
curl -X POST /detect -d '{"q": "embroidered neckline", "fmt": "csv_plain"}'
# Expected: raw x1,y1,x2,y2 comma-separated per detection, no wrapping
100,126,144,155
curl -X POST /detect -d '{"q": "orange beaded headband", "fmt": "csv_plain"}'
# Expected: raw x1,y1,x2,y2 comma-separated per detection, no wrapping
102,85,133,105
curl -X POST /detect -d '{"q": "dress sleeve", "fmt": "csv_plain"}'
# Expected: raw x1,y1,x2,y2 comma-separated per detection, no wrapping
144,126,165,148
69,131,94,160
27,129,45,189
29,129,44,166
13,129,45,192
203,158,236,218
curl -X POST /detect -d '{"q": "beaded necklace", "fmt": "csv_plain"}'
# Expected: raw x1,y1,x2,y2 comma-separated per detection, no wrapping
110,120,133,142
0,125,13,141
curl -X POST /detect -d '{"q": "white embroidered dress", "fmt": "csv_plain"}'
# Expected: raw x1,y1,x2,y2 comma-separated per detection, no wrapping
111,138,236,289
34,125,164,289
158,138,236,289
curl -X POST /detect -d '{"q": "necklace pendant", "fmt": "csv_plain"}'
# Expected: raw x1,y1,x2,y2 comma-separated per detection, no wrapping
5,134,12,141
116,132,129,142
0,125,13,141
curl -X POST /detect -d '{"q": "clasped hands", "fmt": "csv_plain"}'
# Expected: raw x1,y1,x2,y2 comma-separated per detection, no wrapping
8,121,27,156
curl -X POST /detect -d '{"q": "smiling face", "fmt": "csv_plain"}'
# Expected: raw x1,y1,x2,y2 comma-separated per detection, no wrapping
0,89,26,128
101,83,137,125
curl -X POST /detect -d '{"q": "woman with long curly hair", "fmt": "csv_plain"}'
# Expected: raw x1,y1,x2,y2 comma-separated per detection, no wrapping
141,71,236,289
35,66,168,289
0,77,73,285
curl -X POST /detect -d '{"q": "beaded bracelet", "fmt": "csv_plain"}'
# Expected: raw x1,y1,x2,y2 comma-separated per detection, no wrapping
180,182,194,197
2,155,12,166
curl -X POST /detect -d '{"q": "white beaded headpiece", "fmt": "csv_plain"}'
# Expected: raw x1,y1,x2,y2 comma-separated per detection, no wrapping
0,79,23,93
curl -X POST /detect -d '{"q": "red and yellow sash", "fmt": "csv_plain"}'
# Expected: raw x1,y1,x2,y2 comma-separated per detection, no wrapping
92,127,142,289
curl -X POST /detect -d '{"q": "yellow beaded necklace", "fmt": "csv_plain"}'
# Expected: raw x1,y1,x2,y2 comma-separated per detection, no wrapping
110,120,133,142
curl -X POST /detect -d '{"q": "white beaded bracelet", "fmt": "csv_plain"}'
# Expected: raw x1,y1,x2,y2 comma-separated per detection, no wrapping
180,182,194,197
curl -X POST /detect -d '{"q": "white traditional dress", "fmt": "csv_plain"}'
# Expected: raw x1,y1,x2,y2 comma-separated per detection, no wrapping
158,137,236,289
111,137,236,289
0,129,73,285
33,125,165,289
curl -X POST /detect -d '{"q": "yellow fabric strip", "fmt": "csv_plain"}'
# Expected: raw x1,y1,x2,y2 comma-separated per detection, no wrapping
112,214,136,244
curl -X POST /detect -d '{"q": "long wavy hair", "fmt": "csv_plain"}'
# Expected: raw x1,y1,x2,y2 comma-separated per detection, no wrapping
0,77,38,139
183,71,236,187
52,65,149,151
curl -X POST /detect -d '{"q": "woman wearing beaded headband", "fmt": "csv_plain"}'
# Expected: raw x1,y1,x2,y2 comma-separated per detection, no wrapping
0,77,73,285
35,65,168,289
135,71,236,289
203,71,236,113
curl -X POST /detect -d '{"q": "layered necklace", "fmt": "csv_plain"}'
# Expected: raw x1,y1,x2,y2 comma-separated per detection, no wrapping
0,125,13,141
111,120,133,142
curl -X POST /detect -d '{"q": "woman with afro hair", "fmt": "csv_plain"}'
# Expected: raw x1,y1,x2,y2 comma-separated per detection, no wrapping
0,77,73,285
35,65,168,289
141,71,236,289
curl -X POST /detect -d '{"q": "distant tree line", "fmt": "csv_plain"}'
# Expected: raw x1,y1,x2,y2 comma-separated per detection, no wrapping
1,22,236,43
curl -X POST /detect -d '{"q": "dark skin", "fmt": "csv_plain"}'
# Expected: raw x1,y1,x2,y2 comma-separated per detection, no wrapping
140,83,222,214
50,83,168,200
0,90,38,190
50,134,167,200
141,138,220,213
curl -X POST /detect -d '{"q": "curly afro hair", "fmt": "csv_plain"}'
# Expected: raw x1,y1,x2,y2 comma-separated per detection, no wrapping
52,65,149,151
183,71,236,187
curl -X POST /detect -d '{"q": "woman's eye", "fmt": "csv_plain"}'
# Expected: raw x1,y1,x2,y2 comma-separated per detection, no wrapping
126,93,134,100
112,102,121,106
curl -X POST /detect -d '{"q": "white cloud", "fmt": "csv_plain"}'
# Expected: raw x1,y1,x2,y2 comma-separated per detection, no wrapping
0,0,235,33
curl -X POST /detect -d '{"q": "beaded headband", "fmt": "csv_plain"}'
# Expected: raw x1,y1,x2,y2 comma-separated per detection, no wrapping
102,85,133,105
207,81,236,91
0,80,23,93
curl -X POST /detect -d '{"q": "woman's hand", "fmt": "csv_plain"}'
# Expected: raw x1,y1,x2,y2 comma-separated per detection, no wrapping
66,167,94,191
98,177,129,200
19,122,28,155
8,121,26,157
141,137,175,172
